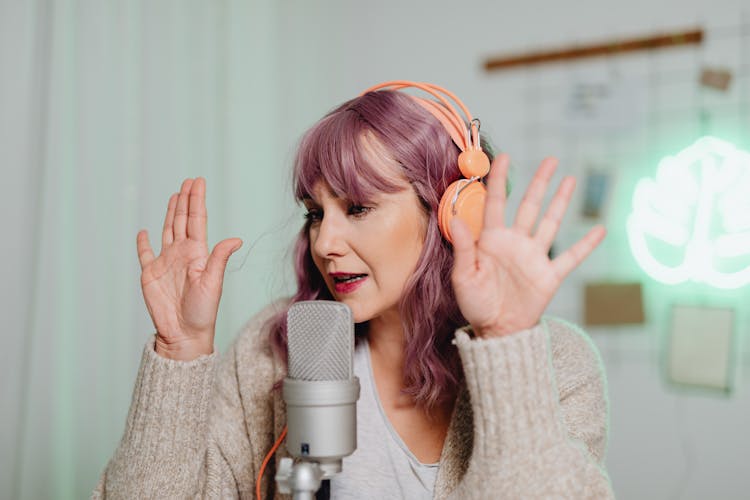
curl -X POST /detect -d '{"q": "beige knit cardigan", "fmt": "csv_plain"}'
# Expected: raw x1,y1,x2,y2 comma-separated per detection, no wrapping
93,302,614,499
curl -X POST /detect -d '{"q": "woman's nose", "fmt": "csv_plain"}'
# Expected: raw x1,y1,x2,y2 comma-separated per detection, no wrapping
312,212,347,258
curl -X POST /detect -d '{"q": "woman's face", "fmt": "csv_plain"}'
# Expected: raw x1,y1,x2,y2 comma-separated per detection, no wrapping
304,155,428,325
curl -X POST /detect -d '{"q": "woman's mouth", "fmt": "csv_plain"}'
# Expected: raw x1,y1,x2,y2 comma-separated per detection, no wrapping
330,273,368,294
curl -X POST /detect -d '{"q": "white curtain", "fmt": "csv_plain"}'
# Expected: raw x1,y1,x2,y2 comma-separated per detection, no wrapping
0,1,300,498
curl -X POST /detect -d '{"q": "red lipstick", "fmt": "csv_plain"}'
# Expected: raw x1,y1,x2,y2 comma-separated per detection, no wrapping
329,273,368,294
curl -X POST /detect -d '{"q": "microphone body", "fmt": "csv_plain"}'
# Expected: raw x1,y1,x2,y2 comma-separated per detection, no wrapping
284,378,359,466
277,300,360,496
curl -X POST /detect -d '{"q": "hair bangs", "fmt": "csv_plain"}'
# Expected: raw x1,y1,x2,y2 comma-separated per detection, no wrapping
294,106,404,204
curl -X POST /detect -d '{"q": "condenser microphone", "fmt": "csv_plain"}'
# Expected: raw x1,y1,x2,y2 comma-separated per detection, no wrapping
276,300,360,497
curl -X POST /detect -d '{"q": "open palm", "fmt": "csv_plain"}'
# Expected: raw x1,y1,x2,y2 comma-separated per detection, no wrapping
137,178,242,360
451,155,606,338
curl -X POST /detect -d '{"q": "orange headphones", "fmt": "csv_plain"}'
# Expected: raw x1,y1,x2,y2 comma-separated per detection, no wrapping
361,81,491,243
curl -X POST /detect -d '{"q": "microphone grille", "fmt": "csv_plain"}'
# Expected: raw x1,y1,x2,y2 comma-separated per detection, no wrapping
286,300,354,381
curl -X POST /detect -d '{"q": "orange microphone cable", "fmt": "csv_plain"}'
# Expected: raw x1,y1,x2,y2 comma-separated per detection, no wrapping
256,425,288,500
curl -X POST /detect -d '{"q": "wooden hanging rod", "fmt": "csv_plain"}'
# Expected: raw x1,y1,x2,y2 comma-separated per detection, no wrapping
484,28,703,71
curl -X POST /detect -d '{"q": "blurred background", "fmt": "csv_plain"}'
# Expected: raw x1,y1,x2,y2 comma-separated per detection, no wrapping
2,0,750,498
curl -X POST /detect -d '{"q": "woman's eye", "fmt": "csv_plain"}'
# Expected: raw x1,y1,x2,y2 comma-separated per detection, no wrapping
348,204,372,217
304,209,322,222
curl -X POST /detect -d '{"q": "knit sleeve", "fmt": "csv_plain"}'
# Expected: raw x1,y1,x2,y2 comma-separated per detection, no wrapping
92,305,284,499
448,317,614,499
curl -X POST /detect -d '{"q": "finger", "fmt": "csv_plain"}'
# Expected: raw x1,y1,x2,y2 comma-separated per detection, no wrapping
514,157,558,234
482,154,510,231
187,177,207,242
450,218,477,277
162,193,178,248
137,230,156,269
552,225,606,278
173,178,194,241
205,238,243,286
534,176,576,249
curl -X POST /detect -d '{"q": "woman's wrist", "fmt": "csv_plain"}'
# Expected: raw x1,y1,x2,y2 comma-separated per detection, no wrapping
473,320,540,339
154,335,214,361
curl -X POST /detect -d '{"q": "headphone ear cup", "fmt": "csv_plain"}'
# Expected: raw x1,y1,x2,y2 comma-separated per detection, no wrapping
438,180,486,243
457,149,491,178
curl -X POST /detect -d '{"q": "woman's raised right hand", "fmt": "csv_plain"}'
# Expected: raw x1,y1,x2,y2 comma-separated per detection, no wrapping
136,178,243,361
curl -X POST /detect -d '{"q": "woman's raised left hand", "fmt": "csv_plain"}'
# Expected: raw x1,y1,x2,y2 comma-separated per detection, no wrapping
450,154,606,338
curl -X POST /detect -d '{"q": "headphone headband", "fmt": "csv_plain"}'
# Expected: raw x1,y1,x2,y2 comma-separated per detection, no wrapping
360,80,481,153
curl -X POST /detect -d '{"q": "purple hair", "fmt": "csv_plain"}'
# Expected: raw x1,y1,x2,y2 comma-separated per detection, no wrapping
267,89,494,410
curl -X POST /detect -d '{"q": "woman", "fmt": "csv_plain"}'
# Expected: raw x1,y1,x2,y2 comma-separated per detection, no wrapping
94,82,613,499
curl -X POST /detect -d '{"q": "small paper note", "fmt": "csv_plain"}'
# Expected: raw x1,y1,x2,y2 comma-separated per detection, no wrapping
667,305,734,392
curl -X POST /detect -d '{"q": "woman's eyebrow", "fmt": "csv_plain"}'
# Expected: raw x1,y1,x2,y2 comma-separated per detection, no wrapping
303,189,349,205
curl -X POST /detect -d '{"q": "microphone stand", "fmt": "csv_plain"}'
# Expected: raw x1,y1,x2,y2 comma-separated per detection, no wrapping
276,457,340,500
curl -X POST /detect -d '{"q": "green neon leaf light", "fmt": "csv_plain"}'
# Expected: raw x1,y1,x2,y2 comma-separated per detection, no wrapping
627,136,750,289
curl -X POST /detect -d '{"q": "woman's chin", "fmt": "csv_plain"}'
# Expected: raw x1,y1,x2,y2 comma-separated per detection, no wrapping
343,301,368,323
329,297,370,324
